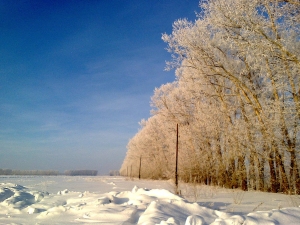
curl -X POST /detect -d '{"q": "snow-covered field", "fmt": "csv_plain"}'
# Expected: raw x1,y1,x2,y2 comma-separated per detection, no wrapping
0,176,299,224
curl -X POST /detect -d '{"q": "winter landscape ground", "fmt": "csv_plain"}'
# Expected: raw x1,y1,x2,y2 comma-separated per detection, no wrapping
0,176,299,224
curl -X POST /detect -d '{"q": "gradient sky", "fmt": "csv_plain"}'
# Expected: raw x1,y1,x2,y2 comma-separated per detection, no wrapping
0,0,199,174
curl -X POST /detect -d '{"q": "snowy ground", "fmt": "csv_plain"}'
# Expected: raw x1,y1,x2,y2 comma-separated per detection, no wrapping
0,176,299,224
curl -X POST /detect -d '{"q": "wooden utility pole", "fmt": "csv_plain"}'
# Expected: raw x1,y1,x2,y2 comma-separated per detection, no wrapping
139,156,142,180
175,123,179,194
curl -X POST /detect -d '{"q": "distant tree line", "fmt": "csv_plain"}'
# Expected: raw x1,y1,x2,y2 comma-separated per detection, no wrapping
0,169,59,176
0,169,98,176
64,170,98,176
121,0,300,194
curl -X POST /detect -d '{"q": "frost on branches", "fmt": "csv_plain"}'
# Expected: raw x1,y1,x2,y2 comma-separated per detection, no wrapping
120,0,300,194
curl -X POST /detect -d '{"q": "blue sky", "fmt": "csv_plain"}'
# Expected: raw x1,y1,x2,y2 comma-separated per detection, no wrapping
0,0,199,174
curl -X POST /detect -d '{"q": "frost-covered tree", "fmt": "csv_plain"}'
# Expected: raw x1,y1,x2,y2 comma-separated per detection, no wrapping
121,0,300,194
120,114,176,179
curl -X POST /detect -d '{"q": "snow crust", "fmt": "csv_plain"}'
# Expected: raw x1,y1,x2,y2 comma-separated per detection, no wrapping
0,176,299,224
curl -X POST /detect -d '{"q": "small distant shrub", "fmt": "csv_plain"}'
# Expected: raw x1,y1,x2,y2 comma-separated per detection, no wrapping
109,170,120,176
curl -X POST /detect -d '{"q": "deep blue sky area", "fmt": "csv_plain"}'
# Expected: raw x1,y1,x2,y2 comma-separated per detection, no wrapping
0,0,199,174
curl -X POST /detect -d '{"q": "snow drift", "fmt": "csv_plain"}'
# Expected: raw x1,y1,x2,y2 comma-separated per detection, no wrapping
0,177,299,224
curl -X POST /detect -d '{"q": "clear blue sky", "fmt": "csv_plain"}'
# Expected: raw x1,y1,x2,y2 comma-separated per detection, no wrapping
0,0,199,174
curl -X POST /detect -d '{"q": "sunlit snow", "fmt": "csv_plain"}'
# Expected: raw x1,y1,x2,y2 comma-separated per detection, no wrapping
0,176,299,224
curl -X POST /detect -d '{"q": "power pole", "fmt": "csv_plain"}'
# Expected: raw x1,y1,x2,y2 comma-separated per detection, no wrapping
139,156,142,180
175,123,179,194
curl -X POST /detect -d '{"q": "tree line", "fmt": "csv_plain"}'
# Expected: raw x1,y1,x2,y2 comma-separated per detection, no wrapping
0,169,98,176
0,169,59,176
64,170,98,176
120,0,300,194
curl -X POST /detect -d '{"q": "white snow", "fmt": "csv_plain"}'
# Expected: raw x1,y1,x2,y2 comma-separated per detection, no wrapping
0,176,299,224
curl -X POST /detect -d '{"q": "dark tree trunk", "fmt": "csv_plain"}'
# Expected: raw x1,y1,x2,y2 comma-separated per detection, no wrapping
290,150,300,194
258,157,265,191
275,148,289,193
249,151,256,190
268,151,277,193
238,155,248,191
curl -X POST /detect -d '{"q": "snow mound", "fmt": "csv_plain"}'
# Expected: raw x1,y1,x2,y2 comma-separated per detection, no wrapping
0,181,299,224
0,183,46,210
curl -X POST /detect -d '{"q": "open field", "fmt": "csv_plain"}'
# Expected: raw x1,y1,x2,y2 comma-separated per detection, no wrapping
0,176,299,224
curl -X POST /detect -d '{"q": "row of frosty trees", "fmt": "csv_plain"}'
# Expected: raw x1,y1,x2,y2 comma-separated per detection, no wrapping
120,0,300,194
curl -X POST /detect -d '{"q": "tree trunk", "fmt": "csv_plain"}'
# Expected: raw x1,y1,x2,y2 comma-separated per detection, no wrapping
275,150,289,193
268,151,277,193
238,155,248,191
290,150,300,194
258,157,265,191
249,151,256,190
216,141,226,187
